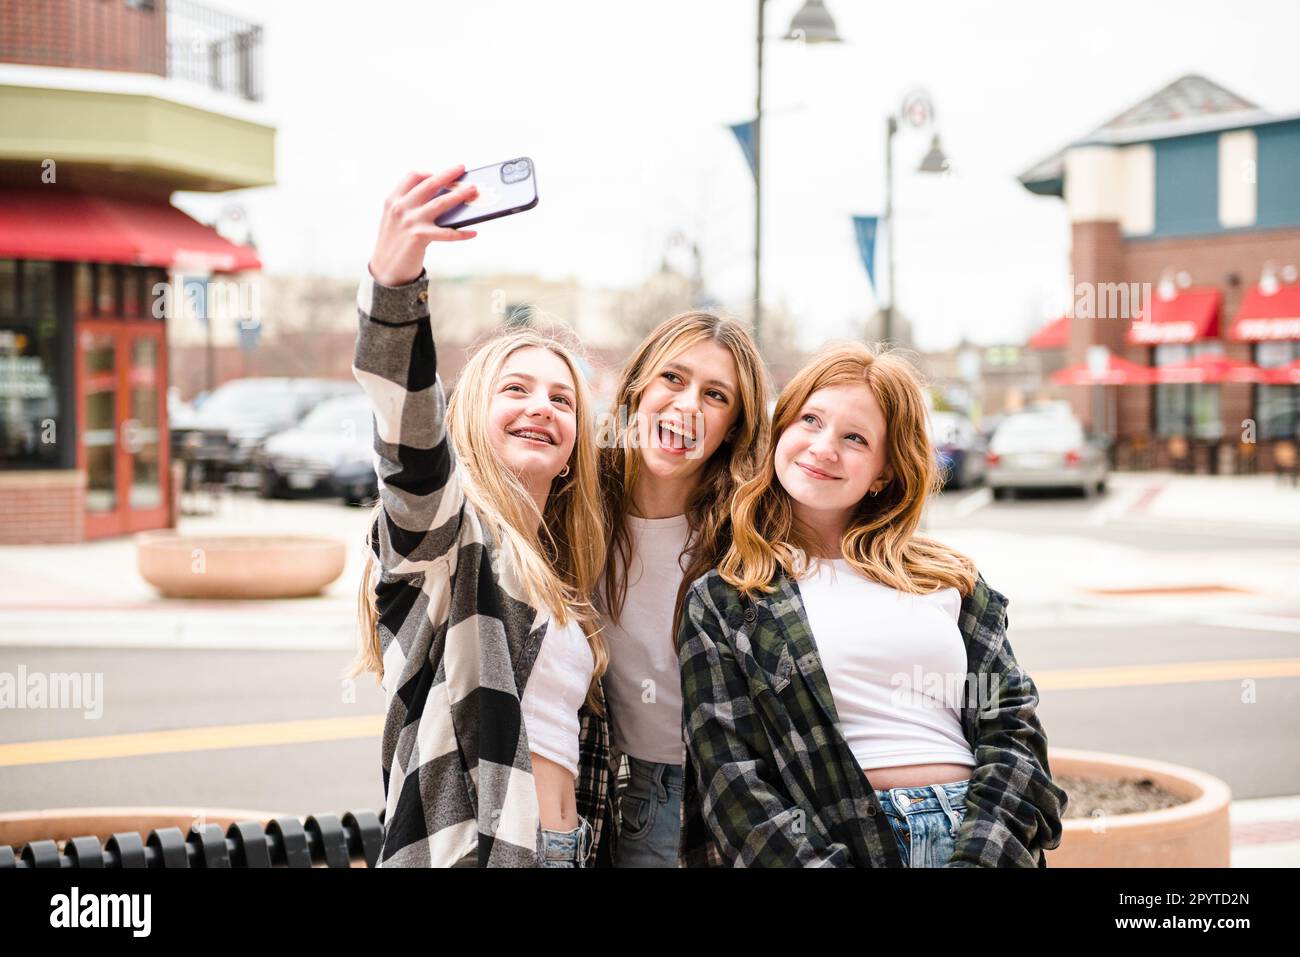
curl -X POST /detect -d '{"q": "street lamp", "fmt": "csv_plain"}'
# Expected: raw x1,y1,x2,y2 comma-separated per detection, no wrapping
918,134,950,174
753,0,842,347
784,0,843,42
881,99,949,345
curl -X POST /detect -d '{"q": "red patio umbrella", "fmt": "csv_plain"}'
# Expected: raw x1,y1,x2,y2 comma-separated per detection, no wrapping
1050,354,1154,385
1149,354,1267,384
1260,358,1300,385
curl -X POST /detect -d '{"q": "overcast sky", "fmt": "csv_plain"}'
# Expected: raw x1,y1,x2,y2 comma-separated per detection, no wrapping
174,0,1300,351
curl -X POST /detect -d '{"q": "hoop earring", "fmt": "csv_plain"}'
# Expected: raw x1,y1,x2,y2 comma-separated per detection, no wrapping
558,463,571,478
869,487,880,497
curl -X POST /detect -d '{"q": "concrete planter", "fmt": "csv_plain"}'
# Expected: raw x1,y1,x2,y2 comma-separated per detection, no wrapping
0,806,378,869
136,532,346,598
1046,747,1232,867
0,806,285,848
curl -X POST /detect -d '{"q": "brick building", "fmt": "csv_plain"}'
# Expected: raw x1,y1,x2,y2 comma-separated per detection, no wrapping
1019,74,1300,473
0,0,273,542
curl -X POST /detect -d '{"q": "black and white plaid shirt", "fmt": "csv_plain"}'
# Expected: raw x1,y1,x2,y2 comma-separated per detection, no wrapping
353,269,615,867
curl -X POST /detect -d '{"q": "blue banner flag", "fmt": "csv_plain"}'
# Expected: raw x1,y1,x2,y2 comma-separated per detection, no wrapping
852,215,879,293
729,120,757,179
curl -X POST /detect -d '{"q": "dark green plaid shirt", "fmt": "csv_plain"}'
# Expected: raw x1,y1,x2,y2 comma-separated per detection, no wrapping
677,566,1068,867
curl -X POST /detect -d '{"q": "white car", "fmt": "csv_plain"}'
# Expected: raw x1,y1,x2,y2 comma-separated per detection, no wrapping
985,413,1108,499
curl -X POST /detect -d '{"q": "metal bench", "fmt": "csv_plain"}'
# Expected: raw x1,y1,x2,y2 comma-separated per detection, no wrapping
0,809,384,869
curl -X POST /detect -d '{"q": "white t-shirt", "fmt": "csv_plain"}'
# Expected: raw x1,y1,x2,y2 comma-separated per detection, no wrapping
519,612,594,778
795,558,977,772
598,513,692,765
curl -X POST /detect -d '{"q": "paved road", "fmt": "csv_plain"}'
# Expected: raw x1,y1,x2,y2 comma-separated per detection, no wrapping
2,484,1298,818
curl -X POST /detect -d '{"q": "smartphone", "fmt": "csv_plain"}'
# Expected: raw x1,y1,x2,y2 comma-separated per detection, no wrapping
434,157,539,229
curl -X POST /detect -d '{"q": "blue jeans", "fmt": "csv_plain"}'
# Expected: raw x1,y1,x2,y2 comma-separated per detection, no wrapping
541,815,594,868
873,779,971,868
614,756,683,868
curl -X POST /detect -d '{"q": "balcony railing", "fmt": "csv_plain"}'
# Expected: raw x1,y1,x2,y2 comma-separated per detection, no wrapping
0,0,264,102
166,0,263,102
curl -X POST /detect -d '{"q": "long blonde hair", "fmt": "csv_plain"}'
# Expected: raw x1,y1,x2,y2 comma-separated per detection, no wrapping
599,311,771,641
349,326,608,711
720,340,976,604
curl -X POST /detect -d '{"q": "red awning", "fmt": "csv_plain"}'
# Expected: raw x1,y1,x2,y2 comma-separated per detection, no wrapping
0,189,260,273
1050,354,1153,385
1150,354,1265,384
1228,283,1300,341
1028,315,1070,349
1126,286,1221,345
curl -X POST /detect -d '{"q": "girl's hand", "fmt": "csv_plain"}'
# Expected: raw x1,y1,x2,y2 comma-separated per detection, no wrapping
368,166,479,287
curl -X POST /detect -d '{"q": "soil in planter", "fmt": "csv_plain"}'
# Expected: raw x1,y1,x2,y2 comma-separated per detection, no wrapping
1057,774,1187,819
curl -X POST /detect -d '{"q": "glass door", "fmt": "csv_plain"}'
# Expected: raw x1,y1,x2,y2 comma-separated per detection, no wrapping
123,328,168,530
81,328,119,535
78,320,170,539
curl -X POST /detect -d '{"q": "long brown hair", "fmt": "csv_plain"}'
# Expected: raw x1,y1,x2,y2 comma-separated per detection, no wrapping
349,325,608,711
598,311,771,640
720,340,976,602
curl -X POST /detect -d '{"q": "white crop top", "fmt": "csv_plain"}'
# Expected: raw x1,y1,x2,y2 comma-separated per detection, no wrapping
519,612,594,778
598,512,692,765
796,558,976,772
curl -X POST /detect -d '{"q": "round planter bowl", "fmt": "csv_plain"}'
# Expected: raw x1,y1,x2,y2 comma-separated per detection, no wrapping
1046,747,1232,867
136,532,347,599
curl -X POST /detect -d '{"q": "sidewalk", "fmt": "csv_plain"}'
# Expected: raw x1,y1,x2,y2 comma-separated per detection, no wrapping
0,495,374,650
929,470,1300,629
1110,469,1300,530
1229,794,1300,867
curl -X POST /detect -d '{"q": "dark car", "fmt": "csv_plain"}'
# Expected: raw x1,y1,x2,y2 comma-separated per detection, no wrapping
928,410,987,490
174,377,360,489
332,457,379,507
255,393,372,501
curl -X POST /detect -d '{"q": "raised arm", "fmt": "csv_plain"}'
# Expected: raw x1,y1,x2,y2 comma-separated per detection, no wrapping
946,581,1068,867
679,578,854,867
352,167,480,576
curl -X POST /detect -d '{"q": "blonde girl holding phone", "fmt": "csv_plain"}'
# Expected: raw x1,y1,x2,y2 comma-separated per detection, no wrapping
349,165,613,867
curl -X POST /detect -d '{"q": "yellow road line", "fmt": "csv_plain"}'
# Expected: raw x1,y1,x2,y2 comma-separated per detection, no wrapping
1,658,1298,769
0,714,383,768
1033,657,1300,691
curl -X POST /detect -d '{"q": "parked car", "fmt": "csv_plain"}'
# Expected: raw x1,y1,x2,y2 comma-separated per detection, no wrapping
985,412,1108,499
255,393,373,500
332,457,379,507
174,377,361,489
928,410,987,490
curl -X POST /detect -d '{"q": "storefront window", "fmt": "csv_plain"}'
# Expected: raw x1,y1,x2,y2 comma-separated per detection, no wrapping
95,263,118,316
0,260,61,467
74,263,93,316
1154,342,1223,440
0,260,16,317
22,262,56,324
146,269,169,320
1256,342,1300,440
122,268,141,318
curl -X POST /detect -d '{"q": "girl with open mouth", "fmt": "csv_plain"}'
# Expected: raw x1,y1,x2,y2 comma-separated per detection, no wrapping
597,312,771,867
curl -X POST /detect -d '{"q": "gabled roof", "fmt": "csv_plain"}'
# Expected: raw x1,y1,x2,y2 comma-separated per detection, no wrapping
1018,74,1276,196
